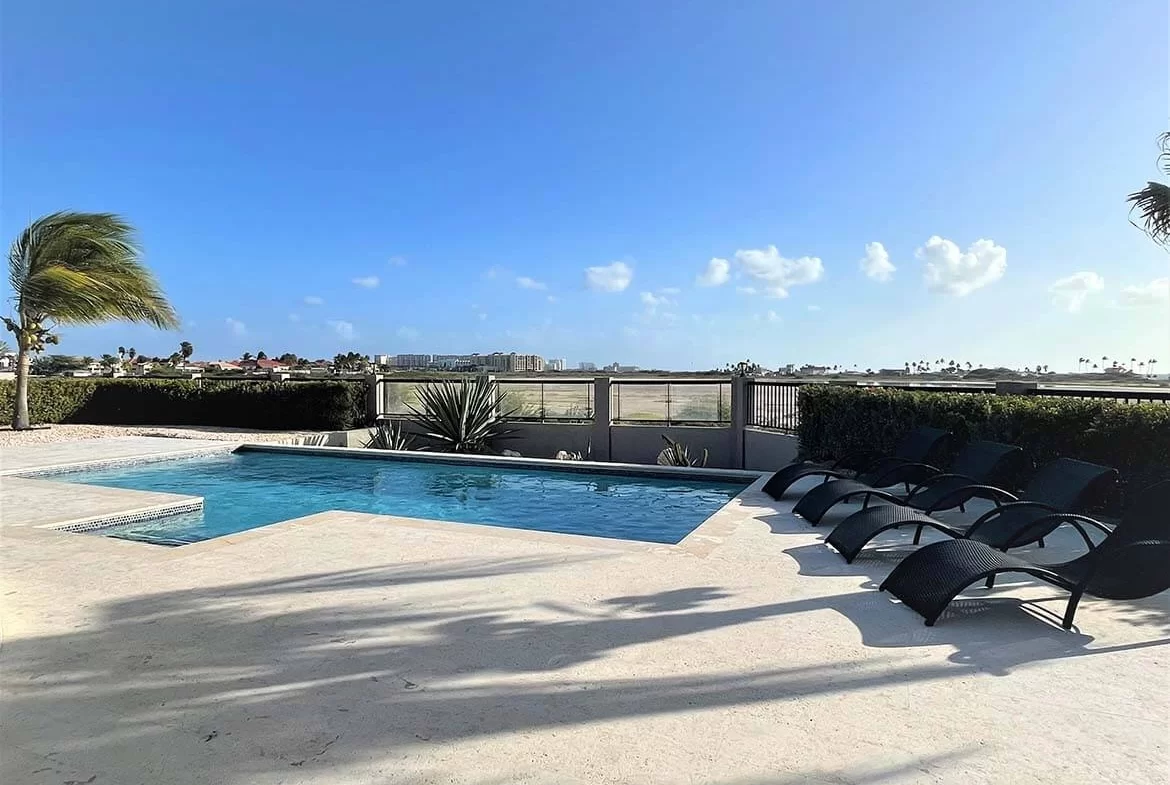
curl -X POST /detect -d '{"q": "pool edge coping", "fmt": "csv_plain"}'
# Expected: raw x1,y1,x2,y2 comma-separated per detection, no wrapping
236,442,766,484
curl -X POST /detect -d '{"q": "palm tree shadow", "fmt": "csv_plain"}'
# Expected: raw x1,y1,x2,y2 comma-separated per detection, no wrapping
4,556,1167,784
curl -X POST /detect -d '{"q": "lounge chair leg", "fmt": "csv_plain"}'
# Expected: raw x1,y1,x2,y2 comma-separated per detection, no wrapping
1037,537,1045,549
985,574,997,589
912,524,924,545
958,502,966,513
862,494,870,510
1062,590,1084,630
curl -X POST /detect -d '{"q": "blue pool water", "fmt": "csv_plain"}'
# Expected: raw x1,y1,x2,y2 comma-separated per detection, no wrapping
52,450,749,545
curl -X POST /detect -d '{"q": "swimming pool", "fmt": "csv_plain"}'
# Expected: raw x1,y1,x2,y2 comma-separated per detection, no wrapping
51,450,751,545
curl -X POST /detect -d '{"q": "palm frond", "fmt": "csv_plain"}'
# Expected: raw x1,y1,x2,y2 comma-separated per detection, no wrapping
8,211,179,328
1127,181,1170,248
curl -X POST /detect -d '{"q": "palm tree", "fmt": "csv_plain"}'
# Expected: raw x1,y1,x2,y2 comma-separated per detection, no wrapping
180,341,194,361
4,212,177,429
128,347,137,361
1128,131,1170,248
241,352,253,362
117,345,126,363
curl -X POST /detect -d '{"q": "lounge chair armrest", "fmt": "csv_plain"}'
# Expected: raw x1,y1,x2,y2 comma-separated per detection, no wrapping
906,472,976,501
937,484,1020,510
869,461,941,488
964,499,1052,535
1002,513,1112,551
829,448,885,470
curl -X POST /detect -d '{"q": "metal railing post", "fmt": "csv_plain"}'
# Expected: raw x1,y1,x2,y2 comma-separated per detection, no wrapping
731,376,748,469
592,376,612,461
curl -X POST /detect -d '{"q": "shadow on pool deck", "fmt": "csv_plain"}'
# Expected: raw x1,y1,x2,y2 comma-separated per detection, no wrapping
4,555,1168,784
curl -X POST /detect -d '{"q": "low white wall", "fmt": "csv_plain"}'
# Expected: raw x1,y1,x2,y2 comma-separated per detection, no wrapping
743,427,799,470
609,425,733,468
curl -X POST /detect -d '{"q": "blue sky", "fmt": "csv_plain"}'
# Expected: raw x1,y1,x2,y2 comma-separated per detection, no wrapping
3,1,1168,371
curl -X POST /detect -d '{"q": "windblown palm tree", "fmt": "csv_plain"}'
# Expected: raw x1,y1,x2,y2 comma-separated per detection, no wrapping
1128,131,1170,248
4,212,178,429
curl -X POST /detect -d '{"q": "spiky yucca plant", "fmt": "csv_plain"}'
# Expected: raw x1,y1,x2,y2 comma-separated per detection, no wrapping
363,419,415,450
5,212,178,429
407,377,518,453
656,435,708,467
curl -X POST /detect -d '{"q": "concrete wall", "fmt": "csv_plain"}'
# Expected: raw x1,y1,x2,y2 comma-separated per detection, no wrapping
742,427,800,470
609,425,733,468
331,419,773,470
505,422,593,458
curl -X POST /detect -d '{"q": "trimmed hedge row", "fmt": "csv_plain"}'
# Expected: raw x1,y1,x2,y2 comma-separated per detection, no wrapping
797,385,1170,495
0,378,368,431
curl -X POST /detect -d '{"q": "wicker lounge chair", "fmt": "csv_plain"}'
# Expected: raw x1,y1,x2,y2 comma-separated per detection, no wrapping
879,480,1170,628
761,426,951,501
823,457,1117,562
793,440,1024,525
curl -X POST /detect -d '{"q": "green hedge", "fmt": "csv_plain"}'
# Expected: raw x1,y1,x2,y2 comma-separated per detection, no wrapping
0,378,368,431
797,385,1170,496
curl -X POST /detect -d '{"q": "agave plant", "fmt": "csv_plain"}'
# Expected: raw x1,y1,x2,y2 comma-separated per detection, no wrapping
362,419,414,451
407,377,518,453
656,435,708,468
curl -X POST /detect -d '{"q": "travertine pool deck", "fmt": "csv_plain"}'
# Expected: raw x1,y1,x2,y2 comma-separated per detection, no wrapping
1,437,1167,785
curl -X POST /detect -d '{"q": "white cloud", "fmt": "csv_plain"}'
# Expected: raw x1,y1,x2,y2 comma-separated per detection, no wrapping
585,261,633,292
352,276,380,289
736,286,757,295
388,255,407,267
640,290,675,309
483,266,505,280
859,241,896,282
288,313,301,322
397,326,420,340
660,287,681,295
516,276,547,290
328,319,356,340
807,304,821,312
225,317,247,336
766,310,781,323
1119,277,1169,307
546,295,558,303
1049,272,1105,313
303,295,324,306
735,245,824,298
696,257,730,287
917,236,1007,296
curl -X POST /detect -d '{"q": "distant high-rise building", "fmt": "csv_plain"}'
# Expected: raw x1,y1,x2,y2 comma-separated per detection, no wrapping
483,352,545,373
603,362,640,373
546,358,566,372
578,362,597,371
395,354,432,369
373,354,391,367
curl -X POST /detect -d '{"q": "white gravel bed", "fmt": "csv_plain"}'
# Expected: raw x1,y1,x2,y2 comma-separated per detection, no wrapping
0,423,321,447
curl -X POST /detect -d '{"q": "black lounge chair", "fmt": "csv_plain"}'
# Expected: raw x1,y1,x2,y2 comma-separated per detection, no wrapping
822,441,1026,559
822,457,1117,561
761,426,951,501
793,440,1025,525
879,480,1170,628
